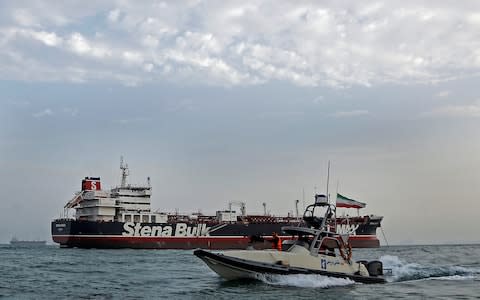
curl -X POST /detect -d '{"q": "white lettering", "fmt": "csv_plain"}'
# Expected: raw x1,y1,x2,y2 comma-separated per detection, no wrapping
336,224,359,235
151,226,162,236
122,222,212,237
91,181,97,190
122,222,135,236
134,223,142,236
140,226,152,236
201,224,210,236
175,223,187,236
186,226,197,236
162,226,173,236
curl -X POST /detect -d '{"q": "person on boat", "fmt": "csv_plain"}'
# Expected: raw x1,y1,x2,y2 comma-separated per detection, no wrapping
271,232,282,251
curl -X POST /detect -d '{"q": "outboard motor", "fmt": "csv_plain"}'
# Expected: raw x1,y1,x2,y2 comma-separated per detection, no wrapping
367,261,384,276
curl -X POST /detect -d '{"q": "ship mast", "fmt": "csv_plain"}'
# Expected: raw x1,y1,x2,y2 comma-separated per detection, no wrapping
120,156,129,188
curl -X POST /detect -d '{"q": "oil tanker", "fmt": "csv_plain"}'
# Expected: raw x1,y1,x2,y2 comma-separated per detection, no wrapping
51,159,383,249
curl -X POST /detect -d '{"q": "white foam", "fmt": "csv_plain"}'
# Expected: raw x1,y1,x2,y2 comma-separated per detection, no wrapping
379,255,478,282
256,274,355,288
434,275,476,281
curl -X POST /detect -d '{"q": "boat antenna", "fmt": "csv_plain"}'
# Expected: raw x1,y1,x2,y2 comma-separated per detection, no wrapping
302,187,305,211
335,180,339,217
326,160,331,203
295,199,299,218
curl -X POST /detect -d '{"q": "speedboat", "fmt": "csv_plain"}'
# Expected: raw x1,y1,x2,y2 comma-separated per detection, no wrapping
194,196,387,284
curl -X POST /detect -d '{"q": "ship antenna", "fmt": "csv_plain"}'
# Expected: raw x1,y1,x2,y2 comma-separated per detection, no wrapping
120,156,129,187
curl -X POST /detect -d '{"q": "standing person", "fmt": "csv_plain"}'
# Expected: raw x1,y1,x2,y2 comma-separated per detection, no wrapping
271,232,282,251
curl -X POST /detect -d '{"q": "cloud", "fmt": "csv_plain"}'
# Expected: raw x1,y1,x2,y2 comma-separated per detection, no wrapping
331,110,369,117
107,9,121,23
165,98,195,113
257,111,305,120
422,102,480,118
29,30,62,47
63,107,78,117
112,117,150,124
312,96,324,104
8,99,30,107
67,33,111,58
435,90,451,98
32,108,53,118
1,1,480,87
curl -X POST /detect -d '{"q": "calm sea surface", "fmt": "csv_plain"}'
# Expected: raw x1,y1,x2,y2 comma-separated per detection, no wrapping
1,244,479,299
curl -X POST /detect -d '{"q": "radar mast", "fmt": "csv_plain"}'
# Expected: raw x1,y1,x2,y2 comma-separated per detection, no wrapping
120,156,129,187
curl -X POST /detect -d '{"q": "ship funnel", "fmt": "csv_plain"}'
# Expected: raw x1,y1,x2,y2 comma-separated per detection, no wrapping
82,177,101,191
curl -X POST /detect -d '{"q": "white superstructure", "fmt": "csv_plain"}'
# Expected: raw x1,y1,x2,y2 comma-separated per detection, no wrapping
66,158,165,223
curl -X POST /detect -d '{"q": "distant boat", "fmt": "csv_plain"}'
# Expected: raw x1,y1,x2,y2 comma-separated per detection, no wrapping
10,237,46,247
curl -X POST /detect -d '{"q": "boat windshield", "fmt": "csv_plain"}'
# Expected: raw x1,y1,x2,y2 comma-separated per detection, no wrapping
282,235,312,252
318,237,341,256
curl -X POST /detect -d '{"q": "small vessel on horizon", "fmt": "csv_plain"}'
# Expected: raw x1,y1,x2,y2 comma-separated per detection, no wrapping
10,237,46,247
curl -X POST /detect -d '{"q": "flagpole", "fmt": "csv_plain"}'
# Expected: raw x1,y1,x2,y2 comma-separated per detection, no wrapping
326,161,330,203
335,180,339,219
336,180,339,199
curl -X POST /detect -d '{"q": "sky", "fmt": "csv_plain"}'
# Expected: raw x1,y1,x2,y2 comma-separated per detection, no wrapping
1,0,480,245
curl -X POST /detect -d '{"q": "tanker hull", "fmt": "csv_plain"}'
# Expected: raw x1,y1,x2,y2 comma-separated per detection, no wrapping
51,219,380,249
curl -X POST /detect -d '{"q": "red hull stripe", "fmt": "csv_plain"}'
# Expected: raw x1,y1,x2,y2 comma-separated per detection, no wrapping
52,234,378,238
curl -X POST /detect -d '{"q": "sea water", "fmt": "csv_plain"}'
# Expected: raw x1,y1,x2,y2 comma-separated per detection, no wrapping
1,244,479,299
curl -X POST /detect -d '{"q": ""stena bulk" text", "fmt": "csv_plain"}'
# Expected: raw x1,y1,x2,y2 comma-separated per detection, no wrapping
122,222,210,237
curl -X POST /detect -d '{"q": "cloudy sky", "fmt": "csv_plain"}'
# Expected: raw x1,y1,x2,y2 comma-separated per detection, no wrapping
1,0,479,244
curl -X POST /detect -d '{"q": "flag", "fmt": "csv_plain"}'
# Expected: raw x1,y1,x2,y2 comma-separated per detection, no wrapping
336,193,366,209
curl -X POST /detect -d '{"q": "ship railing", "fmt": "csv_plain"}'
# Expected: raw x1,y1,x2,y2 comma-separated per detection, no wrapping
111,184,152,191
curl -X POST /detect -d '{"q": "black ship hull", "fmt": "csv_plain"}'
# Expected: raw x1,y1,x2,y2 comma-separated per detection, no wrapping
52,218,381,249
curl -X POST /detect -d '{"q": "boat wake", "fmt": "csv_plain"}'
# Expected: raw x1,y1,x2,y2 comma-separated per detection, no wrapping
253,255,478,288
380,255,479,282
256,273,355,288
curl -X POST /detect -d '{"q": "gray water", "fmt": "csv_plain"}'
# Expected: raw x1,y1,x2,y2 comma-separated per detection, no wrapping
1,244,479,299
